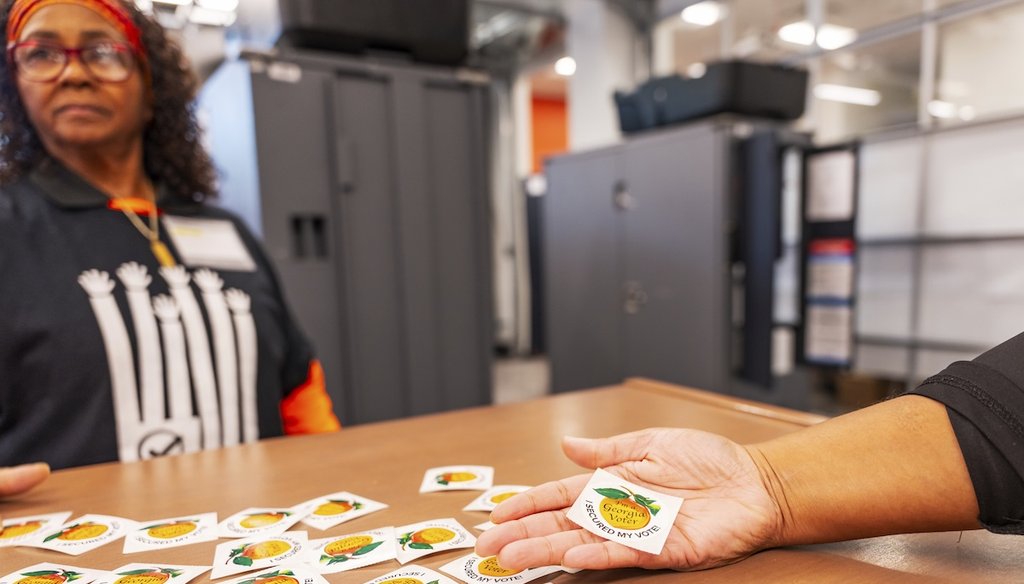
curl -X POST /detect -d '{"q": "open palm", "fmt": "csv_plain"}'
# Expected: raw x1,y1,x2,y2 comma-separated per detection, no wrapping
475,428,782,571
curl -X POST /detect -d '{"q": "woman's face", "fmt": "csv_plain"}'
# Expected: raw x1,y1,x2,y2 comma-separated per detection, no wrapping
14,4,150,154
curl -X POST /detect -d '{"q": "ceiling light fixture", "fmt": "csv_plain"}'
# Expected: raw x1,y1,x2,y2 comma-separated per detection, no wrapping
814,83,881,106
927,100,958,119
555,56,577,77
778,20,858,50
681,1,723,27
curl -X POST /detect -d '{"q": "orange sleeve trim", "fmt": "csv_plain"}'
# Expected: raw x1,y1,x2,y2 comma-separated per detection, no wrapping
280,360,342,434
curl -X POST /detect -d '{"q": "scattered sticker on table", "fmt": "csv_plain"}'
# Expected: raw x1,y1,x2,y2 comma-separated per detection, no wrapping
439,553,562,584
0,512,72,548
218,507,311,539
309,527,397,574
565,468,683,555
210,531,309,579
0,563,111,584
462,485,532,512
394,518,475,564
22,515,137,556
361,565,458,584
419,466,494,493
93,564,209,584
296,492,388,531
123,513,218,553
213,567,327,584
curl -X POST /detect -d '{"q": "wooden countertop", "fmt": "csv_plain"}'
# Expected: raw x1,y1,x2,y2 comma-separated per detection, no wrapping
2,379,1020,582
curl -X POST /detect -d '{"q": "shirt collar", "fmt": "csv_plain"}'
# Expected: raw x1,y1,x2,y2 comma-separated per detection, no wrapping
27,157,185,210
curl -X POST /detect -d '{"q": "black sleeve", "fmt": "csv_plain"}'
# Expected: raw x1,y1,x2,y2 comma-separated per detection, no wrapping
908,332,1024,535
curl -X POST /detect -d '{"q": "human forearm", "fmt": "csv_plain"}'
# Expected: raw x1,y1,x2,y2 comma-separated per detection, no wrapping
746,395,980,547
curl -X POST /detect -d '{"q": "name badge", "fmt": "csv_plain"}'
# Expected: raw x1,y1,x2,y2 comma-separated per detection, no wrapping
162,216,257,272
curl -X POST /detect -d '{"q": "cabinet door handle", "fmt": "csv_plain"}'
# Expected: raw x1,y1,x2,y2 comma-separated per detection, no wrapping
613,180,635,211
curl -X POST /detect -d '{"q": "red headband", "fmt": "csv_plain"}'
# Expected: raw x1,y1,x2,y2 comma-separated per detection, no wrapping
7,0,146,61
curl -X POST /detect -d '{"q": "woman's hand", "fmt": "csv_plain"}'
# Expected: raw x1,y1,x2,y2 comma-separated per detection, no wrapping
475,429,783,571
0,463,50,519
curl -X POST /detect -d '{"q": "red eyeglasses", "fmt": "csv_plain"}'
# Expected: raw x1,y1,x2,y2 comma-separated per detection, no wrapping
7,40,136,83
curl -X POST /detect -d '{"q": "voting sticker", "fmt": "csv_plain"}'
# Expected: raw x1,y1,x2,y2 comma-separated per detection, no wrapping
419,466,494,493
94,564,209,584
565,468,683,555
473,521,495,532
210,531,309,579
218,507,310,539
0,564,111,584
309,527,396,574
123,513,218,553
214,567,327,584
361,566,457,584
0,512,72,547
297,492,388,531
462,485,532,512
394,518,475,564
26,515,136,556
439,554,562,584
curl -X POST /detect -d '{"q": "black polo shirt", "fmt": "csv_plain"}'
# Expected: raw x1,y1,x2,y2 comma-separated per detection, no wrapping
0,159,315,469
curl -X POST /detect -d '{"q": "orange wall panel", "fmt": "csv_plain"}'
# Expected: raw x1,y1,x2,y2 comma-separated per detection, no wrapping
531,96,568,173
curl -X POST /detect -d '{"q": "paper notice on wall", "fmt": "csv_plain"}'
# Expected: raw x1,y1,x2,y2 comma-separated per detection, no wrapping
807,150,856,222
804,304,853,365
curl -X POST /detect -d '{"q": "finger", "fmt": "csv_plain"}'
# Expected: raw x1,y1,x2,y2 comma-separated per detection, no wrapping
496,527,609,570
0,463,50,498
490,474,589,523
562,429,661,470
477,508,578,557
562,540,658,570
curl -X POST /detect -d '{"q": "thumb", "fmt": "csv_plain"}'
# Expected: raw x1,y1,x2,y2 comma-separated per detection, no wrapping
562,429,659,470
0,463,50,498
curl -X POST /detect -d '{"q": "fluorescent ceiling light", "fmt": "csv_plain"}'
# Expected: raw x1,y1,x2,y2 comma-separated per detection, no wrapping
814,83,881,106
555,56,576,77
927,100,957,119
817,24,858,50
681,1,723,27
133,0,153,10
189,5,237,26
152,0,190,5
778,20,858,50
196,0,238,11
778,21,815,46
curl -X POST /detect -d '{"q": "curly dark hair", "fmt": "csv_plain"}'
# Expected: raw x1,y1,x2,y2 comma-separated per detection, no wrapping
0,0,216,202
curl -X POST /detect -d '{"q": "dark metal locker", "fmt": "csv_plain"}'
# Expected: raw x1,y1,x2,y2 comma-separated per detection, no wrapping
211,51,493,425
544,149,626,393
621,124,729,391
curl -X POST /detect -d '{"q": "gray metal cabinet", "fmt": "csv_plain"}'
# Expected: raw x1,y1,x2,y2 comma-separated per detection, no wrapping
544,121,732,393
207,51,493,425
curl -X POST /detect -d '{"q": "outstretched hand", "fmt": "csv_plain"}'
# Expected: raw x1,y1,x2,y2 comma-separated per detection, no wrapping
475,429,782,571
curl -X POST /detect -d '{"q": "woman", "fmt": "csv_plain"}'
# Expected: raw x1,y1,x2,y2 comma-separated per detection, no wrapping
0,0,340,472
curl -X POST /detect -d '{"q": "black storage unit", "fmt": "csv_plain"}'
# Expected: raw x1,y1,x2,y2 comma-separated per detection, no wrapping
277,0,469,66
202,51,493,425
615,61,808,134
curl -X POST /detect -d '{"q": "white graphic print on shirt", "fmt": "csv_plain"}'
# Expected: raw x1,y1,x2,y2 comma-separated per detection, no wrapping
78,263,259,462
